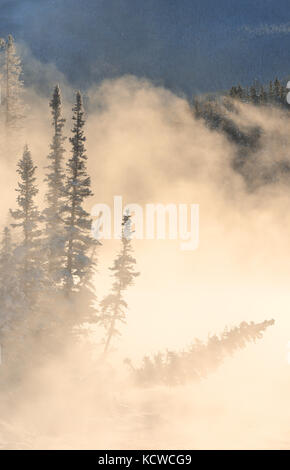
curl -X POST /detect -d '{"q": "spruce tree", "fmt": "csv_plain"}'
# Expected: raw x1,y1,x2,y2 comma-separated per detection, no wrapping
250,85,258,104
2,35,24,131
268,80,275,103
10,146,43,305
236,84,244,100
259,86,267,104
61,91,96,295
229,86,238,99
43,85,66,284
131,319,275,386
101,213,139,355
3,146,48,370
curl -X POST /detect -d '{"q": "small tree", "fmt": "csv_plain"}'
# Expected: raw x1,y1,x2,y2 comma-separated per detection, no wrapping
268,80,275,103
250,85,258,104
236,84,244,100
229,86,238,99
259,86,267,104
101,213,139,355
274,78,282,103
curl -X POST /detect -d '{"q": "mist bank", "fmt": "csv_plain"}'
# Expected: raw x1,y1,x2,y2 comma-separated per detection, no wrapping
0,46,290,449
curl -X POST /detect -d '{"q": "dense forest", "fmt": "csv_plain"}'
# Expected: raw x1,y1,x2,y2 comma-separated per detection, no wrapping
193,78,290,189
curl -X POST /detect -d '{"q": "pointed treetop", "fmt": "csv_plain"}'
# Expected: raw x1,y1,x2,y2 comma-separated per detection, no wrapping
76,90,82,103
16,145,37,181
50,84,65,126
72,91,84,114
23,144,31,159
51,84,61,106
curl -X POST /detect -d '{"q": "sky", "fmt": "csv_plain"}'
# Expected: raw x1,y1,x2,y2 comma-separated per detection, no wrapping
1,0,290,96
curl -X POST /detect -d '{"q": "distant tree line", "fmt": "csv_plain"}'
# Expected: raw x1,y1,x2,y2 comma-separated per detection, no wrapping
229,77,287,106
192,76,290,189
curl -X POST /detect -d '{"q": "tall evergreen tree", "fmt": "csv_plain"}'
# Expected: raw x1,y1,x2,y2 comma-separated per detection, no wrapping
101,213,139,355
10,146,43,305
2,35,24,131
43,85,66,284
61,91,96,295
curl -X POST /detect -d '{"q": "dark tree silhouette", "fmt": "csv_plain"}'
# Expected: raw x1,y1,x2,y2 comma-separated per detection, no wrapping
43,85,66,285
10,146,43,305
61,91,96,294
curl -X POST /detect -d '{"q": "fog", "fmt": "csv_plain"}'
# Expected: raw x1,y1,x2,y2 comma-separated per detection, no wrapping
1,66,290,449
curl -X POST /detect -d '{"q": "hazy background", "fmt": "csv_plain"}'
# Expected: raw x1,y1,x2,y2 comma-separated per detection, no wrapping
1,0,290,450
0,72,289,449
